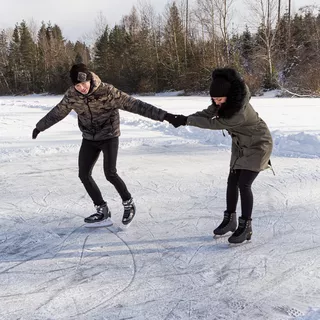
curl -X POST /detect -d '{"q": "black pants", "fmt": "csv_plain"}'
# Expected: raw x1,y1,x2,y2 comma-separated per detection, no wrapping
78,137,131,206
226,169,259,220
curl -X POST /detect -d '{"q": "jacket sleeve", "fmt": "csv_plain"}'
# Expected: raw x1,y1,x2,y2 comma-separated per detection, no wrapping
36,93,73,132
187,108,246,130
189,104,217,118
109,85,167,121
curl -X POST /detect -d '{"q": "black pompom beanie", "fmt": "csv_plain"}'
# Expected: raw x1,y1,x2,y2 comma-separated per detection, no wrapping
70,63,92,85
210,75,231,97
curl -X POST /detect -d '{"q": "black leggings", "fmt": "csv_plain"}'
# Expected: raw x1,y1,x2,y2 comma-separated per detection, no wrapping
226,169,259,220
78,137,131,206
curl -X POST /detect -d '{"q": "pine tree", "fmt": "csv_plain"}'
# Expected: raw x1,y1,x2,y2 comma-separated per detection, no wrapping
94,26,110,80
74,41,91,64
106,25,130,88
0,30,10,94
241,26,254,67
162,2,185,89
8,25,21,92
121,7,157,92
19,21,37,92
46,24,70,93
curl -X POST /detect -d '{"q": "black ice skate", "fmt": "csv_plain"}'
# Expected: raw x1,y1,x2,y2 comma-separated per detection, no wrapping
213,211,237,236
228,217,252,244
84,203,113,228
122,198,136,226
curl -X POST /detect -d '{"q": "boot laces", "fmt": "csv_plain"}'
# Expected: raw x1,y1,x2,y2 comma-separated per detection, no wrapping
96,204,106,214
123,198,133,210
123,199,134,219
233,220,248,236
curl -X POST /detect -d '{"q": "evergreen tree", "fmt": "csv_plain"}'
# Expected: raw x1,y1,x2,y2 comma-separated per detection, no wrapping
94,26,110,79
8,25,21,92
162,2,185,89
106,25,130,88
19,21,37,92
74,41,91,64
36,22,50,92
240,26,254,68
0,30,10,94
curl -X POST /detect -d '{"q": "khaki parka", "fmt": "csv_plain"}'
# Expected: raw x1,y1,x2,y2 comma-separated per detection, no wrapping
187,69,273,172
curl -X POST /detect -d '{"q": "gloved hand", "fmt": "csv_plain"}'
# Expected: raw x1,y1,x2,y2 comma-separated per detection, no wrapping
164,113,188,128
32,128,40,139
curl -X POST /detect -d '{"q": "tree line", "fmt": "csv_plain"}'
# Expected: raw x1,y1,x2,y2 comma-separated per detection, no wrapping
0,0,320,96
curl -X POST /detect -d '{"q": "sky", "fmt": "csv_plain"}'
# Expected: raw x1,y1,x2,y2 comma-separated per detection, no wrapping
0,93,320,319
0,0,318,42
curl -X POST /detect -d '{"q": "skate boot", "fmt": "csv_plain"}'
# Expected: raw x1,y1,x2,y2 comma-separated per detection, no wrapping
122,198,136,226
213,211,237,236
84,203,113,227
228,217,252,244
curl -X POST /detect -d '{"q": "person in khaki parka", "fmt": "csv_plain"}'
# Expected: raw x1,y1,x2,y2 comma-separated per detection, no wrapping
164,68,273,244
32,63,175,227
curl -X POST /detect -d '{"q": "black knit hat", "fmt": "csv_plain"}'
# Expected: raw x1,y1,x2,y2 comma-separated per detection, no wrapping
70,63,92,85
210,77,231,97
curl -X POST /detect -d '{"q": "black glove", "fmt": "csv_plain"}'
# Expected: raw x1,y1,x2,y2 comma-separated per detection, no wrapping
32,128,40,139
164,113,188,128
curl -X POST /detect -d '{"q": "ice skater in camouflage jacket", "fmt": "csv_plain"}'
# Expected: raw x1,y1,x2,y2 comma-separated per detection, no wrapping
32,63,173,227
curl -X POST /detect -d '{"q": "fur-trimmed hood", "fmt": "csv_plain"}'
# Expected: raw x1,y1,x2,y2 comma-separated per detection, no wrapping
210,68,248,119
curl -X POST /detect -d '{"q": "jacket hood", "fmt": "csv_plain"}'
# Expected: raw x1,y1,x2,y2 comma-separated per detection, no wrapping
88,72,102,95
211,68,248,119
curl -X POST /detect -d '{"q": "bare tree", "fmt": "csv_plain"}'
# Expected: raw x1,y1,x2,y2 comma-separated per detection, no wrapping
27,19,39,42
195,0,234,65
81,11,108,45
185,0,189,67
214,0,235,64
195,0,219,66
288,0,291,44
138,1,161,63
245,0,280,88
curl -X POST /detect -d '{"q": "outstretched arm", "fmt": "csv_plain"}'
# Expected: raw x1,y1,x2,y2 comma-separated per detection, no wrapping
189,103,217,118
187,111,245,130
185,101,246,130
35,93,73,134
108,85,167,121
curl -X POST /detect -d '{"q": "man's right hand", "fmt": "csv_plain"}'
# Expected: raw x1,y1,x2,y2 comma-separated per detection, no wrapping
164,113,188,128
32,128,40,139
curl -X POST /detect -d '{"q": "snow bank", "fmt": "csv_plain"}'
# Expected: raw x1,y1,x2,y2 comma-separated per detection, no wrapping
273,131,320,158
155,90,185,97
1,95,320,161
120,117,320,159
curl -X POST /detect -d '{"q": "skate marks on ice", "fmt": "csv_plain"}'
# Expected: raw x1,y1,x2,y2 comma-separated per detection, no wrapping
1,139,320,318
0,221,137,320
70,225,138,318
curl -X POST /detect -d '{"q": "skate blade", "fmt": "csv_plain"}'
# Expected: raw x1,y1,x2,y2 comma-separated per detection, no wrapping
213,233,232,239
84,218,113,228
228,240,252,247
120,220,134,230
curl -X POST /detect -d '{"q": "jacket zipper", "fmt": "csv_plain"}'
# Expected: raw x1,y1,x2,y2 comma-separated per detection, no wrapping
85,97,95,139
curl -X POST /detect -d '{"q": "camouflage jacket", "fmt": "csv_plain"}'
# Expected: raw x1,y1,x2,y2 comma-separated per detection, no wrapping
36,73,167,141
